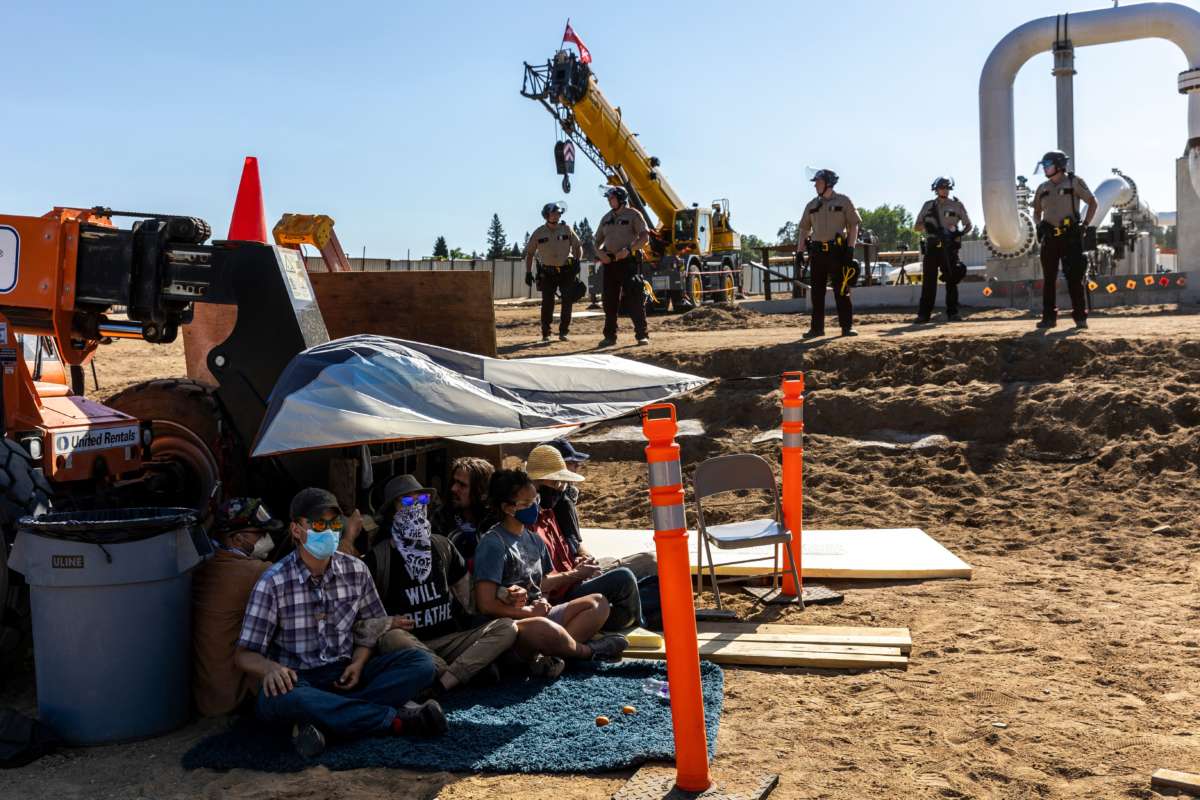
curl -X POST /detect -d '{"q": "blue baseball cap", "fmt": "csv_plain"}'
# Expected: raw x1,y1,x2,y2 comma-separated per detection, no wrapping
548,439,590,463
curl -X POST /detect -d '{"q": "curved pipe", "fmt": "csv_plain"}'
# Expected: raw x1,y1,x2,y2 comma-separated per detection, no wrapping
980,2,1200,254
1092,176,1135,227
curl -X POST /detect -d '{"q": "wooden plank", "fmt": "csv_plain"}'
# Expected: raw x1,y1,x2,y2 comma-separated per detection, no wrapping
629,640,903,657
691,632,908,655
581,527,973,581
696,622,913,654
1152,769,1200,795
625,641,907,670
309,271,497,357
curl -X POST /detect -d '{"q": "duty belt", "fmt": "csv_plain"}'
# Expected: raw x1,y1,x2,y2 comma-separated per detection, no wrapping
1052,218,1075,237
818,236,845,252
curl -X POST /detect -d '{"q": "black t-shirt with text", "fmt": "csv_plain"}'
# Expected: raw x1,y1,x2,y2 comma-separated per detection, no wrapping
372,534,472,641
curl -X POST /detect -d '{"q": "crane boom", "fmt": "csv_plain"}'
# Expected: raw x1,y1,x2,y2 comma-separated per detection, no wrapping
521,46,742,310
522,52,684,229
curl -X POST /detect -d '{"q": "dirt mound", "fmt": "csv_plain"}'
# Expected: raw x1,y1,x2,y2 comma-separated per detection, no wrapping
659,304,770,330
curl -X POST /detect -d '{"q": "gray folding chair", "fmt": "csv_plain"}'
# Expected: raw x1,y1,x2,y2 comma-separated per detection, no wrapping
692,453,803,611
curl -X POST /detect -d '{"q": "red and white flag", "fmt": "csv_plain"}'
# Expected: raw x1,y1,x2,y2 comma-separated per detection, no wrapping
562,22,591,64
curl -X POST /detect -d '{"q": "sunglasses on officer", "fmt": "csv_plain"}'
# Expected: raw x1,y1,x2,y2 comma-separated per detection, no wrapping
400,493,432,507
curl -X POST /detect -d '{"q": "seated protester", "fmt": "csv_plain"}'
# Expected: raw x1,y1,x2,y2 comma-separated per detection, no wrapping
234,487,447,759
433,456,496,569
547,439,658,581
364,475,517,698
525,445,641,631
474,469,628,676
192,498,280,717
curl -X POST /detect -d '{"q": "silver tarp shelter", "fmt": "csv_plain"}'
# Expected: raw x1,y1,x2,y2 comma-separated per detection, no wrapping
251,336,711,457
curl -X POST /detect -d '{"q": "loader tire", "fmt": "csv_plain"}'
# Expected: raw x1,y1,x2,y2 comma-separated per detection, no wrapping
0,439,53,670
107,379,244,510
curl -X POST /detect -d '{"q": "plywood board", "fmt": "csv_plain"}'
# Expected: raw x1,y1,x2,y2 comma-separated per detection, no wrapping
581,527,972,580
309,272,497,357
1152,769,1200,795
695,622,912,654
625,640,907,670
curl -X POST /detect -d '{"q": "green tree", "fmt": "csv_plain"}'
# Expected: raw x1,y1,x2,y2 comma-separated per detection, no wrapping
573,218,596,259
776,221,798,245
432,236,449,259
739,232,769,263
508,242,522,258
449,246,468,259
485,213,508,259
858,204,918,250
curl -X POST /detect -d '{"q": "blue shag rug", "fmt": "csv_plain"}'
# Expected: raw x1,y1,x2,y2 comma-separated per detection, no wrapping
182,660,723,774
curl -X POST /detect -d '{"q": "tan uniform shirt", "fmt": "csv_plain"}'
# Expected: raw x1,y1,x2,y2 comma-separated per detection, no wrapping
595,206,649,255
525,223,581,267
917,197,972,233
1034,175,1095,225
798,192,861,242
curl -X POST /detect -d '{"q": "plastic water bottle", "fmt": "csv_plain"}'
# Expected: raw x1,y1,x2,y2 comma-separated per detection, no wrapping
642,678,670,701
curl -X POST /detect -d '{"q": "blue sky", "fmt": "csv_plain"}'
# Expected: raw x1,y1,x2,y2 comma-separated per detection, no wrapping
1,1,1192,257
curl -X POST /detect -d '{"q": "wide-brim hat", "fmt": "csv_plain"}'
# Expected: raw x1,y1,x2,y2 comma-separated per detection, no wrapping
382,474,436,510
525,445,585,483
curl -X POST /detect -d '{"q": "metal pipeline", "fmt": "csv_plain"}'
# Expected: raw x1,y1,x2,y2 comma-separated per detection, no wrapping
1092,175,1136,227
980,2,1200,255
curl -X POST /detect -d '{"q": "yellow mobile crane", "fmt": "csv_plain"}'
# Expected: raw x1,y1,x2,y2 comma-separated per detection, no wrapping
522,50,740,311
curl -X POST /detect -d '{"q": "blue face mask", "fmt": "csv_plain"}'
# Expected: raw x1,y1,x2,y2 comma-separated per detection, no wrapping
514,500,540,527
302,529,340,560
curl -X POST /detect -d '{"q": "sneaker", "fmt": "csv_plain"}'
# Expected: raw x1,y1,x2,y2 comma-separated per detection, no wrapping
540,335,552,344
946,313,962,322
589,633,629,662
912,315,931,324
1075,318,1088,329
636,336,650,346
1036,319,1056,329
394,699,448,737
801,328,824,340
841,328,859,337
291,723,326,759
528,655,566,679
558,333,569,342
597,337,617,348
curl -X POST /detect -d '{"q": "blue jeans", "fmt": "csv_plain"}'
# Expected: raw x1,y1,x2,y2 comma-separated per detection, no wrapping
564,567,642,631
255,648,435,740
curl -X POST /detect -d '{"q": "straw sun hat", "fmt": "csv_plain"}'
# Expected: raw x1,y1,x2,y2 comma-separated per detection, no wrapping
525,445,585,483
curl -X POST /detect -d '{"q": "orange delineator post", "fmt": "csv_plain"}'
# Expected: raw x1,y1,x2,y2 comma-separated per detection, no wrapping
642,403,711,793
779,372,805,597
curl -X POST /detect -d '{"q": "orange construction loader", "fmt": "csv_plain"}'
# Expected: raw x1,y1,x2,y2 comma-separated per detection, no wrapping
0,205,343,659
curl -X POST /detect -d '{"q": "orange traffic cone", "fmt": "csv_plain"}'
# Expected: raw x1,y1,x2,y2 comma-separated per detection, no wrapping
227,156,268,242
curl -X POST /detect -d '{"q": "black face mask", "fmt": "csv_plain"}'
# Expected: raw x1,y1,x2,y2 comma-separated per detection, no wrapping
537,485,561,509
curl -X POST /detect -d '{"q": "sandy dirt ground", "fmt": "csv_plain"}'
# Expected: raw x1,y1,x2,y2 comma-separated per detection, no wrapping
3,300,1200,799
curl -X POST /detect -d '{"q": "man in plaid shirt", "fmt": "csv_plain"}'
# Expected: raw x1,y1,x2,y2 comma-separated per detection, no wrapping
235,488,448,758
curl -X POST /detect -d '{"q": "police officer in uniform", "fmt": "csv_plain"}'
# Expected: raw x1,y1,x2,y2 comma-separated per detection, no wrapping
913,177,972,323
525,202,584,343
797,169,861,338
594,186,650,347
1032,150,1097,329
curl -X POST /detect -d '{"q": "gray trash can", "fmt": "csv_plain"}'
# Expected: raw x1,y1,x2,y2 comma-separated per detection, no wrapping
7,508,210,745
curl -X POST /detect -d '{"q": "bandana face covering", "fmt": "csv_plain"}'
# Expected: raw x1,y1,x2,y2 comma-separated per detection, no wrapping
392,504,433,582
